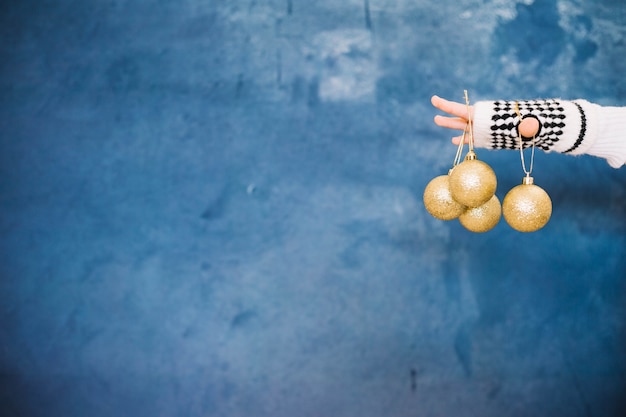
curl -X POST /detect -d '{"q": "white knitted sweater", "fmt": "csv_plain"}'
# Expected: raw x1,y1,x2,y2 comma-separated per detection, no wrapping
472,99,626,168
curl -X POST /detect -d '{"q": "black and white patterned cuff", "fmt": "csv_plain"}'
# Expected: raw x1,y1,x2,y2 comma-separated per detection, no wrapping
473,99,599,156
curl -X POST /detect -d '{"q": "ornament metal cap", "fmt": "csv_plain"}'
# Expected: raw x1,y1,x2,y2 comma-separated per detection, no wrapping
522,176,534,185
464,151,477,161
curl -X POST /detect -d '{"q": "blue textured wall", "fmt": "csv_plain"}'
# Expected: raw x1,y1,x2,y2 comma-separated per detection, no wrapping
1,1,625,416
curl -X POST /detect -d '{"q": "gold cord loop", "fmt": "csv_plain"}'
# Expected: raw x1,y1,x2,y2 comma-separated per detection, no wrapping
514,101,535,177
463,90,475,152
453,122,469,167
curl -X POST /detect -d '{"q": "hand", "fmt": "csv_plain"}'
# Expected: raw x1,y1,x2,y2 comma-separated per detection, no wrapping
431,95,540,144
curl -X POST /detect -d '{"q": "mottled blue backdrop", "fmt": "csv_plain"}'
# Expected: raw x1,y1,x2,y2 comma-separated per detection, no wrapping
1,1,625,416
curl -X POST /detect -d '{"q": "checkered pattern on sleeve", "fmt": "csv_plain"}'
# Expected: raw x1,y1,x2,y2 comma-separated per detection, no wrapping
487,99,570,151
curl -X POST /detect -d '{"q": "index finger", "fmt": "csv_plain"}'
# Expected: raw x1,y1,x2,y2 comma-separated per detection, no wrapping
431,95,473,120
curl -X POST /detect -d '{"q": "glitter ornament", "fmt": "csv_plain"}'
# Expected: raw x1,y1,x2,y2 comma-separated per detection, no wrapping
423,173,466,220
500,101,552,233
424,90,501,233
503,176,552,232
448,151,497,208
459,194,501,233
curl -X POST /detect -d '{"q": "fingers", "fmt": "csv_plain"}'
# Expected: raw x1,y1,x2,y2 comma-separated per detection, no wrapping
434,115,467,131
431,94,474,146
451,135,469,145
431,95,473,120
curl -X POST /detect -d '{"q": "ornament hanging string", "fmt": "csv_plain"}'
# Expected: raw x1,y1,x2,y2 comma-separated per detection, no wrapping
514,101,535,177
453,121,469,167
463,90,475,152
452,89,472,168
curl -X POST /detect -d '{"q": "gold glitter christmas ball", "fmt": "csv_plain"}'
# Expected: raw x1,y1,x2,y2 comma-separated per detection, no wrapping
459,194,501,233
449,152,497,208
503,177,552,232
423,174,466,220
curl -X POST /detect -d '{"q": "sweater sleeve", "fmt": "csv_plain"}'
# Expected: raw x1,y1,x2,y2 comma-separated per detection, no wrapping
472,99,626,168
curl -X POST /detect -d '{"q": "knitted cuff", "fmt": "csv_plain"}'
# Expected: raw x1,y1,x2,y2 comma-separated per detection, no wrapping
473,99,599,156
586,105,626,168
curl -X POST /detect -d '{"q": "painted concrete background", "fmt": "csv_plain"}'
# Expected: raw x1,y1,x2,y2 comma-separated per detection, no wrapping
1,0,625,416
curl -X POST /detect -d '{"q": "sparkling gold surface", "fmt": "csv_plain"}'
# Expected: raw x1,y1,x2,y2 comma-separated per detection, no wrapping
459,194,501,233
503,182,552,232
449,159,497,208
423,175,466,220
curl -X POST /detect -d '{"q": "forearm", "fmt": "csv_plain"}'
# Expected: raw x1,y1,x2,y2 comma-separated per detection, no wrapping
472,99,626,168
